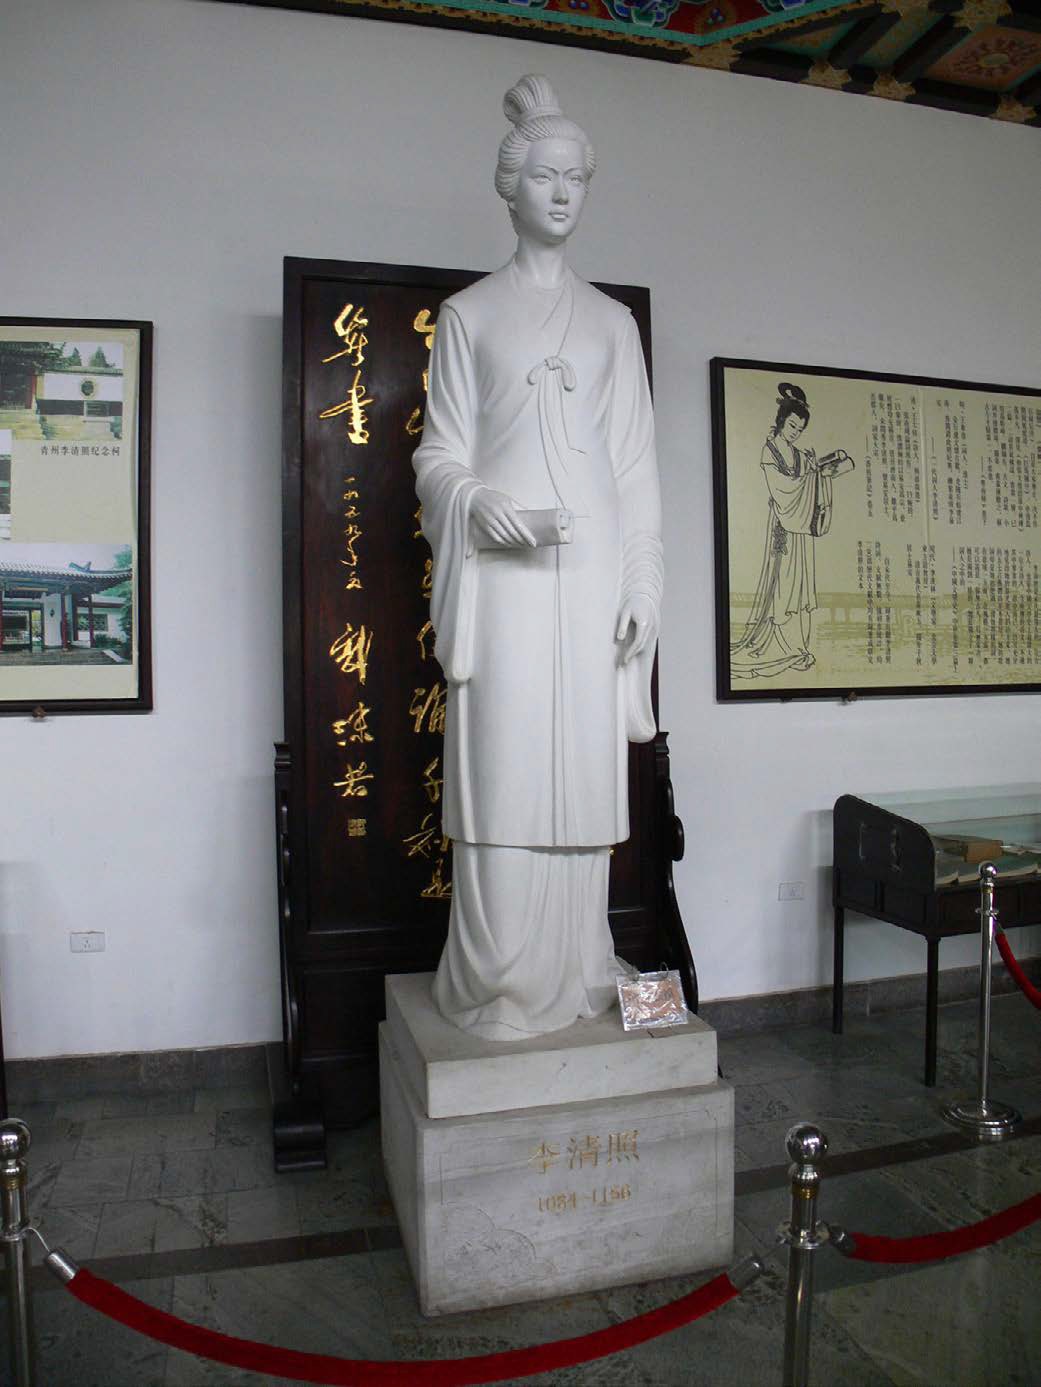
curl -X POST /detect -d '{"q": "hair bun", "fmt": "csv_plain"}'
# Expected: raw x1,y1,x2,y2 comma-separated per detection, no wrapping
777,382,807,404
503,74,562,127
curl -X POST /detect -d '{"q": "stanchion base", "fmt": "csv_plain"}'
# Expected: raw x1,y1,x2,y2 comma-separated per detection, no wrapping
941,1098,1022,1141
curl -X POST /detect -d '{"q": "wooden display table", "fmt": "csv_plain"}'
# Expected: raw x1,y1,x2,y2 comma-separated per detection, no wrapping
832,788,1041,1085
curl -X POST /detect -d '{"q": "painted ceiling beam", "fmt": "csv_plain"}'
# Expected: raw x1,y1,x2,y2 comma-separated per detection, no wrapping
829,9,902,70
893,15,971,83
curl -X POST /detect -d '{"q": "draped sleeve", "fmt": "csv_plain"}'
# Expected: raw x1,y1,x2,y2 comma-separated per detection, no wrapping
761,442,829,535
412,304,486,685
608,311,663,743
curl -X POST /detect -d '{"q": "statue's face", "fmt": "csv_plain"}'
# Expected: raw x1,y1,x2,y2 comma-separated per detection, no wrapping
509,137,588,246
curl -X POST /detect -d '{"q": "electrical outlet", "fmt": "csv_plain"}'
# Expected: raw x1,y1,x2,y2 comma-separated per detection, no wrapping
778,882,805,902
70,931,106,954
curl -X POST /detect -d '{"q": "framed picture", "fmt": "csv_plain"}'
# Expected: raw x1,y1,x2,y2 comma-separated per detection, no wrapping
0,319,152,715
711,357,1041,701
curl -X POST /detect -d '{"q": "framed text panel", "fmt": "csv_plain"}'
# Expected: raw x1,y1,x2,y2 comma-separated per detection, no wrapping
712,357,1041,701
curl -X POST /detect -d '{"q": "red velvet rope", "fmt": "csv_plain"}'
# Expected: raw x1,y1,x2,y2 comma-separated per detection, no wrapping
995,930,1041,1011
66,1266,740,1385
838,1191,1041,1264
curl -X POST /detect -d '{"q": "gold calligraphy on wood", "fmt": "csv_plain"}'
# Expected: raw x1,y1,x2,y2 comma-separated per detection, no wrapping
402,812,449,859
409,682,446,735
420,858,452,900
416,619,434,662
334,762,374,798
324,303,369,366
422,756,443,804
320,305,373,445
405,308,437,438
330,624,373,683
320,370,374,446
333,701,374,746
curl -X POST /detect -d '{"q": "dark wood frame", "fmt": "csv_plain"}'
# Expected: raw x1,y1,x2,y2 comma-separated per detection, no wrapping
273,256,695,1170
832,793,1041,1085
711,355,1041,703
0,317,153,716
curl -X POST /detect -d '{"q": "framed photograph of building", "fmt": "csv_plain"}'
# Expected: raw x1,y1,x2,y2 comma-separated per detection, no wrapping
712,357,1041,701
0,319,152,714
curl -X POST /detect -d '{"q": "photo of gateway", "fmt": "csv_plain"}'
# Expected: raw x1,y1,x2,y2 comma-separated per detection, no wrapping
0,543,132,665
0,340,124,441
0,430,10,540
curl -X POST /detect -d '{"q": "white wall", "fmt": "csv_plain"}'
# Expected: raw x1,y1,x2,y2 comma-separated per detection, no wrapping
1,0,1038,1059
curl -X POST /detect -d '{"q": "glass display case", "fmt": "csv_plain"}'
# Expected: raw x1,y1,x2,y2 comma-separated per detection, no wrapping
832,785,1041,1085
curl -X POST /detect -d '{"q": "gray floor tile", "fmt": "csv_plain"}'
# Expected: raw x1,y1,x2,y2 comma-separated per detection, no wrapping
736,1167,956,1295
94,1197,164,1257
598,1261,895,1386
10,1000,1038,1387
48,1154,134,1208
876,1135,1041,1254
6,1100,57,1126
54,1091,194,1122
77,1112,216,1159
718,1031,818,1086
226,1185,301,1242
127,1143,278,1199
733,1080,801,1127
29,1201,102,1263
26,1158,63,1212
771,1066,950,1141
154,1194,229,1252
23,1115,83,1170
28,1275,173,1387
163,1254,390,1385
373,1243,625,1385
54,1095,111,1121
101,1091,196,1119
294,1167,394,1233
193,1084,271,1114
821,1241,1041,1386
94,1194,229,1257
215,1108,273,1149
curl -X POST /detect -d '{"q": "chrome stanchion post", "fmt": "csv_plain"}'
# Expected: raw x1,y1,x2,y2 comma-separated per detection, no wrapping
942,863,1021,1140
779,1123,828,1387
1,1118,36,1387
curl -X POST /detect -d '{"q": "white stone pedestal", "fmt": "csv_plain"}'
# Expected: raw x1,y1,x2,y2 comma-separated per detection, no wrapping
380,973,734,1316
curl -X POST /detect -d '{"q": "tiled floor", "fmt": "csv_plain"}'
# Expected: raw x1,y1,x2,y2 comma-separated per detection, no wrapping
6,994,1041,1386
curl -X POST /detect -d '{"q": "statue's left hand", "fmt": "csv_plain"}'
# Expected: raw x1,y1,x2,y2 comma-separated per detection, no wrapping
615,594,658,665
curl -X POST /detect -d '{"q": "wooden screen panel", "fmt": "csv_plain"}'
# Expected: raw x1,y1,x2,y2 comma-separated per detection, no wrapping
276,258,692,1163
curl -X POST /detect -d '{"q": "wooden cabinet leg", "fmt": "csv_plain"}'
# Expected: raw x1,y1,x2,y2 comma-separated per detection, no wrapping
832,906,845,1034
924,939,939,1087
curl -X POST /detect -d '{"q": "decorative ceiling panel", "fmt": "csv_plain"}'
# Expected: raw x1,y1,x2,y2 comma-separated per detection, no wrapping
212,0,1041,124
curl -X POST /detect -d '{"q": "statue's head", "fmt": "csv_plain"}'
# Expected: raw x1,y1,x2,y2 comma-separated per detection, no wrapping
495,76,596,244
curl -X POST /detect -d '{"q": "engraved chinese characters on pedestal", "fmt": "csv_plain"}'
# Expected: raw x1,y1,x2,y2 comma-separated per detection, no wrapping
413,75,664,1041
530,1127,639,1214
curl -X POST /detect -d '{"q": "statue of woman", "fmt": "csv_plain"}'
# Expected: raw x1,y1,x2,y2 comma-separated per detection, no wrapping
413,75,663,1041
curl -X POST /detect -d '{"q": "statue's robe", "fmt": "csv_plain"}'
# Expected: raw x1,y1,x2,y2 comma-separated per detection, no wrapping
413,259,663,1039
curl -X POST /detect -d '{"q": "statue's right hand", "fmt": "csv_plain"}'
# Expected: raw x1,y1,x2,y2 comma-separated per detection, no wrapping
469,488,536,548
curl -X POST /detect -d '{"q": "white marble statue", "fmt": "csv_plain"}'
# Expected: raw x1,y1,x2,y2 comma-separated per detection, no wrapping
413,74,663,1041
